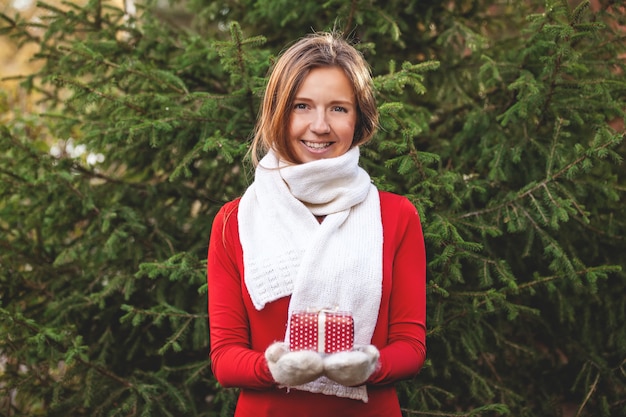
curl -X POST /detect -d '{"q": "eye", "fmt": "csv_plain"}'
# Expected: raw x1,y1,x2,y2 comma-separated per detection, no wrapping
294,103,308,110
332,106,348,113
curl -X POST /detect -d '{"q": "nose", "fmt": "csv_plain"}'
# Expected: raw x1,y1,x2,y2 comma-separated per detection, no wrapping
310,110,330,134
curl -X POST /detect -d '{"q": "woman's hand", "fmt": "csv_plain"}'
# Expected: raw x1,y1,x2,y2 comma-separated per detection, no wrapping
323,344,380,386
265,342,324,386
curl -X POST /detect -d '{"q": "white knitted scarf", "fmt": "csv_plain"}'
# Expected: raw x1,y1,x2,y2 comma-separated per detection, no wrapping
238,147,383,402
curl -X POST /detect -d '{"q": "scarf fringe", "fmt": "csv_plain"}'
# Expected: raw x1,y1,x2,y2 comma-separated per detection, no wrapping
289,376,369,403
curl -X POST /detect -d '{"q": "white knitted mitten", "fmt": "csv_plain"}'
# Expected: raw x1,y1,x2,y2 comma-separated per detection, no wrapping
323,344,380,387
265,342,324,386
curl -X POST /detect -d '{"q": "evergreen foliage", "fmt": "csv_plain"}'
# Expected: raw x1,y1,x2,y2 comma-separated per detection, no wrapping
1,0,625,416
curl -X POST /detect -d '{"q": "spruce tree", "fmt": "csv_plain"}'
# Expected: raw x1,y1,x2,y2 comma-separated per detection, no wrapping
1,0,625,416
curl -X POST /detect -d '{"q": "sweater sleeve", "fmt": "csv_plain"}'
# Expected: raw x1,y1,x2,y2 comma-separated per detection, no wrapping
207,200,275,389
369,196,427,385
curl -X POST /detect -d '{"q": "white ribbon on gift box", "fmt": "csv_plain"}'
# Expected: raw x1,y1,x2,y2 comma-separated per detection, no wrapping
317,310,327,353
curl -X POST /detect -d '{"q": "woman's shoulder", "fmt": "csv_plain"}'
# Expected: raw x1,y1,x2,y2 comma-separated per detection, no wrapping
213,197,242,226
378,190,418,215
219,197,242,212
377,191,423,245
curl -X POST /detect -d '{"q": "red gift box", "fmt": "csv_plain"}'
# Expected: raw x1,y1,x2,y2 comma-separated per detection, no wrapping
289,310,354,353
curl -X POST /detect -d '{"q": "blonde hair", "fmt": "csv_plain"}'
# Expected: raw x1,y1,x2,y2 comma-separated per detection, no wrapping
250,32,379,165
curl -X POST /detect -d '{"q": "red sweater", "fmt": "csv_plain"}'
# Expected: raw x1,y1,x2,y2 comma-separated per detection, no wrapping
207,191,426,417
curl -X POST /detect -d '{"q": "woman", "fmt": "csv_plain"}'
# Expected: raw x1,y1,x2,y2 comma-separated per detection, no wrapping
207,32,426,417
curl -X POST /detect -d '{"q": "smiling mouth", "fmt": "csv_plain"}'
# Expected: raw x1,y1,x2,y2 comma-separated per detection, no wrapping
302,141,332,149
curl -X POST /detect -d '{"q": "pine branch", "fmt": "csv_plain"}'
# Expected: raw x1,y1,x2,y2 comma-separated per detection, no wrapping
402,403,509,416
574,371,600,417
457,139,617,221
52,75,145,113
429,264,619,333
58,44,189,95
516,265,620,291
4,311,134,389
121,305,206,320
344,0,358,34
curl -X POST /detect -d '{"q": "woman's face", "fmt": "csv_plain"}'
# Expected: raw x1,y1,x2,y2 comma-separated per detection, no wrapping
287,66,357,164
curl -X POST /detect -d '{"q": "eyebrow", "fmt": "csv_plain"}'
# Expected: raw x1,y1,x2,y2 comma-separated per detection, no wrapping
293,97,355,105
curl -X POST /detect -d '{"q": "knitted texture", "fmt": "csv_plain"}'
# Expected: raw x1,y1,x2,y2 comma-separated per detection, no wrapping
238,147,383,402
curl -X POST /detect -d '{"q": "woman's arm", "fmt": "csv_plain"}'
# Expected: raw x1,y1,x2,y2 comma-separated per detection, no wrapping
207,201,275,389
370,196,427,385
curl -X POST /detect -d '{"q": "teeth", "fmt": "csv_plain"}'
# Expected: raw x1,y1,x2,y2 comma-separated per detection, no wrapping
304,141,331,149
